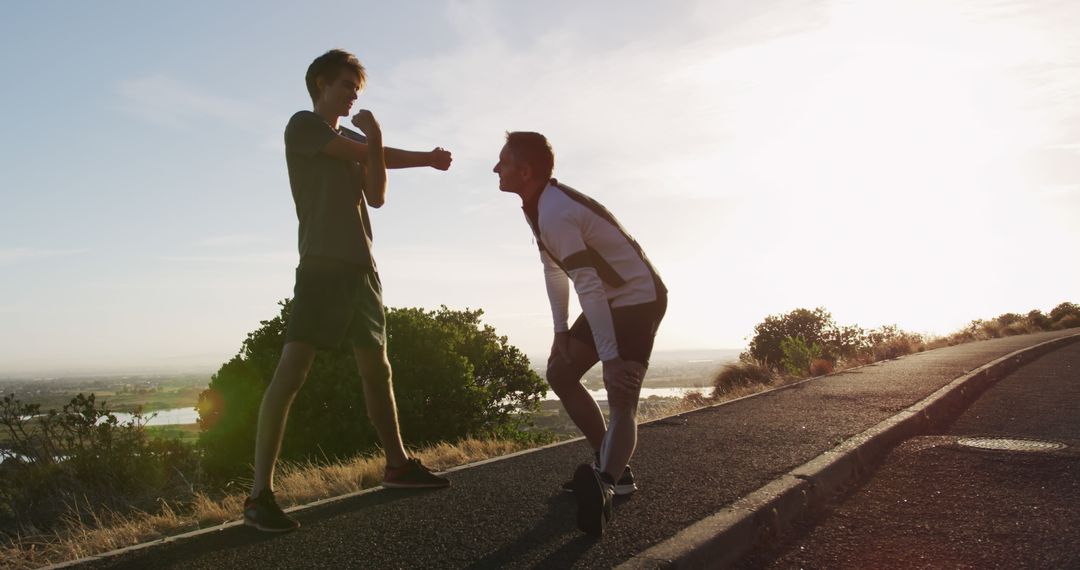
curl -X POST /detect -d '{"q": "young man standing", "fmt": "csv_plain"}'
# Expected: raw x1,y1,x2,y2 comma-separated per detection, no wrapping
493,132,667,537
243,49,454,533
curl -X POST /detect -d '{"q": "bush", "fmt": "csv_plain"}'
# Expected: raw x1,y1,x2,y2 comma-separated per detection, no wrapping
745,309,928,372
1025,310,1052,330
996,312,1023,326
1049,302,1080,323
1002,321,1033,336
810,358,834,376
1055,313,1080,330
745,307,837,365
0,393,198,537
978,319,1005,339
198,301,546,482
712,360,774,396
780,336,822,376
865,325,924,360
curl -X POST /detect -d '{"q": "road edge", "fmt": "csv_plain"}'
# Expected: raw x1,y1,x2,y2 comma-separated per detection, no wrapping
616,331,1080,569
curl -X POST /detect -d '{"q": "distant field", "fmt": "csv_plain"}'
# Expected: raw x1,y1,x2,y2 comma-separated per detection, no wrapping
0,374,208,413
146,423,201,444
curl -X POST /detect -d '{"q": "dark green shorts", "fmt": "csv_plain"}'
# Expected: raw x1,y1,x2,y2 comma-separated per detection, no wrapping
285,256,386,350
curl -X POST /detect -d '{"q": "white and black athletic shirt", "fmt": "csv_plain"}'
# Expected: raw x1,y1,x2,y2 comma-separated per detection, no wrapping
522,179,667,361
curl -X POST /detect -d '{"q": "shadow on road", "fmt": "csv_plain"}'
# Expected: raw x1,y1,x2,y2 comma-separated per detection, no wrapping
464,492,633,568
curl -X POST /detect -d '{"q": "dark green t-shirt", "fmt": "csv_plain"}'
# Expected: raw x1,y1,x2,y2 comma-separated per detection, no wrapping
284,110,375,270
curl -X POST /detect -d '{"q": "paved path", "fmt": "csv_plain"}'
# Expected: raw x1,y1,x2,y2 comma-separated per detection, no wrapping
735,336,1080,569
67,330,1080,569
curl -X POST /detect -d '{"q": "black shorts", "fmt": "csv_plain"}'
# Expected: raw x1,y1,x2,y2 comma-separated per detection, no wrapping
285,256,386,350
568,295,667,365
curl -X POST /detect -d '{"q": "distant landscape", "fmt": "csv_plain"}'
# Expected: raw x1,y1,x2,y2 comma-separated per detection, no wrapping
0,348,739,431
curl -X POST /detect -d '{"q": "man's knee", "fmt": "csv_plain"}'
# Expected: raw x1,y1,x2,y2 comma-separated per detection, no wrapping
354,345,391,384
272,342,316,392
546,361,584,395
607,386,641,410
366,360,392,384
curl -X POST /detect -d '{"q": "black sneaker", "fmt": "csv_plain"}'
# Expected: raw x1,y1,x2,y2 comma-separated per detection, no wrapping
243,489,299,533
573,463,613,537
382,458,451,488
562,463,637,496
612,465,637,496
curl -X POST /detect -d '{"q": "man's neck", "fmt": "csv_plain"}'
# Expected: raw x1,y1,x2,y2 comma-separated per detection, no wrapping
313,107,340,129
519,179,548,204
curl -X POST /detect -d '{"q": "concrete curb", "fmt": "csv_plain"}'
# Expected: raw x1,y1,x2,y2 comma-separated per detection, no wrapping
617,332,1080,570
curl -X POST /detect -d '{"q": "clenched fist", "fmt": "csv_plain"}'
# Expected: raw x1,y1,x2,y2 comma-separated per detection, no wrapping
351,110,382,139
429,147,453,171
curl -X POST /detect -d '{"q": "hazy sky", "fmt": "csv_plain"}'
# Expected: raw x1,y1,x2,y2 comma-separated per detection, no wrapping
2,0,1078,376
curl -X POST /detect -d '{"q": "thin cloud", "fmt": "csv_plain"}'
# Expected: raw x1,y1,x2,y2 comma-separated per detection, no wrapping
115,74,262,130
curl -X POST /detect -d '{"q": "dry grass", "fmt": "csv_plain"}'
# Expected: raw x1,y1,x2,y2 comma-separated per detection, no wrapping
872,335,924,361
637,393,708,422
0,438,529,570
711,360,776,396
1054,314,1080,330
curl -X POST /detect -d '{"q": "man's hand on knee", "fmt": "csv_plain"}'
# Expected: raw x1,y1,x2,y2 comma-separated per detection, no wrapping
553,331,573,364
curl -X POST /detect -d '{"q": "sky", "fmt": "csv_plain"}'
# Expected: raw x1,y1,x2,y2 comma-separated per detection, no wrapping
1,0,1078,377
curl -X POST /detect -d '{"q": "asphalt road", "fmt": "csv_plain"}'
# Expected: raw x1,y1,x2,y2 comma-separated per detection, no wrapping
72,330,1079,570
735,337,1080,569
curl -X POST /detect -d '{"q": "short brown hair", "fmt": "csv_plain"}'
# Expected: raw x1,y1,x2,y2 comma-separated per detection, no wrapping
505,131,555,181
306,49,366,104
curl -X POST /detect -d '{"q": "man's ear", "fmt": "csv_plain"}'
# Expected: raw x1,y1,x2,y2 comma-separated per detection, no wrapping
520,162,533,182
315,76,326,99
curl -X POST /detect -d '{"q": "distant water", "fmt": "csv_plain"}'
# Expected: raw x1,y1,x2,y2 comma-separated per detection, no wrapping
110,407,199,426
542,386,704,402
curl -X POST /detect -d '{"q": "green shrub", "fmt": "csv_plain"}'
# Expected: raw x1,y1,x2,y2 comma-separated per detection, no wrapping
744,307,837,365
780,336,822,376
198,301,546,482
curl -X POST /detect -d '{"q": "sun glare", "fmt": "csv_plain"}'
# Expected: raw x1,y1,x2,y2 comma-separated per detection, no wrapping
669,0,1062,341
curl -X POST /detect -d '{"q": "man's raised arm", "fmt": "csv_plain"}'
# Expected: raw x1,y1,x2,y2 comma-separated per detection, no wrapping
384,147,452,170
319,133,452,172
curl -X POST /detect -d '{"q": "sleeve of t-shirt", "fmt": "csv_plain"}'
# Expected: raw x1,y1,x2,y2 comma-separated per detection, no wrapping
284,111,338,157
540,207,621,362
541,249,571,333
337,126,368,145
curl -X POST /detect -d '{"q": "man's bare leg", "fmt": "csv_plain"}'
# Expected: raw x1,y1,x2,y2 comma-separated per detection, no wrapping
252,341,317,497
547,337,605,451
353,344,409,469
